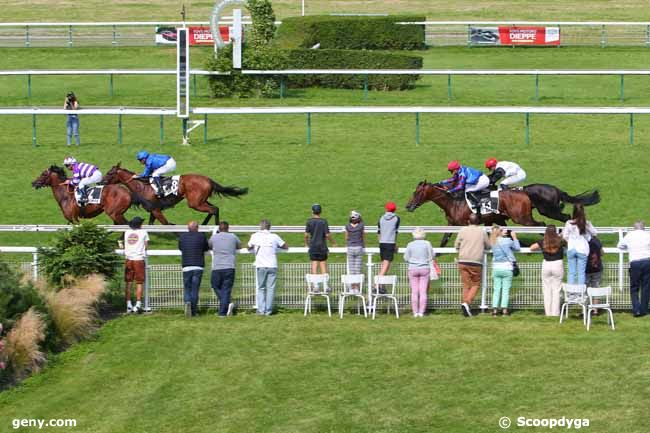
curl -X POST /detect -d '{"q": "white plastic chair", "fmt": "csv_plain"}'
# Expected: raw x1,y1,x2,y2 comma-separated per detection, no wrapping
304,274,331,317
339,274,367,319
586,286,615,331
559,283,587,325
372,275,399,320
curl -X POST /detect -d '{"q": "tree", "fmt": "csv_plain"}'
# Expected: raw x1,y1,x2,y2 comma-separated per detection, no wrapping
246,0,276,49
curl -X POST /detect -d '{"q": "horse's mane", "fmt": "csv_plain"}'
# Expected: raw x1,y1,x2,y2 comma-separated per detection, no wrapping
49,165,67,179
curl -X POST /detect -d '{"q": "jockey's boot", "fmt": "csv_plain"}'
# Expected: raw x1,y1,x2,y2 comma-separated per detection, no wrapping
78,187,87,206
467,192,479,213
153,177,164,198
500,184,510,190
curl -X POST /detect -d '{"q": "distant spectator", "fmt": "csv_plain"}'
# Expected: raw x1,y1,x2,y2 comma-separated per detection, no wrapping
345,210,365,292
530,225,565,316
123,216,148,314
305,204,336,279
563,204,597,285
404,227,435,318
586,236,604,288
249,219,288,316
455,213,490,317
209,221,241,317
617,220,650,317
489,226,520,317
64,91,80,146
378,201,400,278
178,221,209,317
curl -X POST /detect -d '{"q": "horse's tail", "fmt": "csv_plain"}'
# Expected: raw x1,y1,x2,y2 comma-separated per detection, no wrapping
560,189,601,207
209,179,249,199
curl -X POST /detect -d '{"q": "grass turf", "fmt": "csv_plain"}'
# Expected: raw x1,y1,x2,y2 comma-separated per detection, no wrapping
0,312,648,433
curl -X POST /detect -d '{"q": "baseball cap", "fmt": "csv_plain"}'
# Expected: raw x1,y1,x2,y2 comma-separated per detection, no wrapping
350,210,361,219
311,203,322,214
385,201,396,212
129,216,144,229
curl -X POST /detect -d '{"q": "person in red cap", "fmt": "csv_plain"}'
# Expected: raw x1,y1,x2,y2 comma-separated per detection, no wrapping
485,158,526,190
377,201,400,279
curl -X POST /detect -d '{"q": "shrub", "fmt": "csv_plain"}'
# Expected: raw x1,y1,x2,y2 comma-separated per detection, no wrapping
38,222,121,287
45,275,106,347
285,49,422,90
246,0,276,49
0,262,44,328
206,45,289,98
4,308,46,382
275,15,426,50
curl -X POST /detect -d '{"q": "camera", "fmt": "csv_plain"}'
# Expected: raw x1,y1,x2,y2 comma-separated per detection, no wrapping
506,229,513,239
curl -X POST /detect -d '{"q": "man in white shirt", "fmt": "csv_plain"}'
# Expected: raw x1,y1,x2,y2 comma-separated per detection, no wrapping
248,219,288,316
618,220,650,317
123,217,149,314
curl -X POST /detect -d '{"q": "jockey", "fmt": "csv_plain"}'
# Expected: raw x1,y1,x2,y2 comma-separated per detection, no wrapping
485,158,527,189
131,151,177,198
441,160,490,212
62,156,102,206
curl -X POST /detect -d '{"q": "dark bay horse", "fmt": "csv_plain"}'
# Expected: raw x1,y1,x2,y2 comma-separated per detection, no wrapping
406,181,544,246
103,163,248,225
523,184,600,222
32,165,133,224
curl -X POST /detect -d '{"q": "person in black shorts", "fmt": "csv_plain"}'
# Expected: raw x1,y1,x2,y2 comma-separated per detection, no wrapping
305,204,337,276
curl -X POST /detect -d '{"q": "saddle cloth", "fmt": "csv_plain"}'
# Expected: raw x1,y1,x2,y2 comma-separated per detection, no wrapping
150,175,180,197
74,185,103,206
465,190,500,214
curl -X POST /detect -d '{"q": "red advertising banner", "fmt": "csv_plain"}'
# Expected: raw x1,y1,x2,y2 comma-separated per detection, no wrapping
188,26,232,45
498,26,560,45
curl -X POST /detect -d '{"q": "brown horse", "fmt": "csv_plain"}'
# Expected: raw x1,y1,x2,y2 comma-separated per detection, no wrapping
405,180,544,246
32,165,133,224
103,163,248,225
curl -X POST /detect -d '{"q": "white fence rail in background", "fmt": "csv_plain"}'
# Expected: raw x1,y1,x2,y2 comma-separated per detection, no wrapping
397,21,650,47
0,246,632,313
0,105,645,146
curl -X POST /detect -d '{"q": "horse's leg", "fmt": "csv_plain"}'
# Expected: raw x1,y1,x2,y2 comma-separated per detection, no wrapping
440,232,453,247
150,209,170,225
192,201,219,226
148,213,156,225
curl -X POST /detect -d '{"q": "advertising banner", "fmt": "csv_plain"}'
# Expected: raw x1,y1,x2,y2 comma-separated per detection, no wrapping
470,26,560,46
156,26,232,46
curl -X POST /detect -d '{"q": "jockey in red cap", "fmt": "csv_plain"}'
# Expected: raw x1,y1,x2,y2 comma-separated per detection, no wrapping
441,161,490,212
485,158,527,190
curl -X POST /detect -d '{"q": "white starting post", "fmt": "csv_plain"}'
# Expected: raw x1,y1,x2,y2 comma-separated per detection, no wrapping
176,27,191,145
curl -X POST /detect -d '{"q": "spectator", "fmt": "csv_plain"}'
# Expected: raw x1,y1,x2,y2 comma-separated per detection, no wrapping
563,204,597,285
586,236,604,288
209,221,241,317
617,220,650,317
123,216,148,314
305,204,336,279
530,225,565,316
64,91,80,146
403,227,435,317
249,219,288,316
345,210,365,293
489,226,520,316
178,221,209,317
455,213,490,317
378,201,400,278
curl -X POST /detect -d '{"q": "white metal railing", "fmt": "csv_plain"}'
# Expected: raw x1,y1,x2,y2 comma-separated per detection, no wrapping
0,245,632,312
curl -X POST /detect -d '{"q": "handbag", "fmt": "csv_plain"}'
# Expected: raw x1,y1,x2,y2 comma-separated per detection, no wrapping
429,247,441,281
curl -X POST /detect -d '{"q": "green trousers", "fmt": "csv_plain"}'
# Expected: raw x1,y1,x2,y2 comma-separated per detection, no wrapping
492,268,513,309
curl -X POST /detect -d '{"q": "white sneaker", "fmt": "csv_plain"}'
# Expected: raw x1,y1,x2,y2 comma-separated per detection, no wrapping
132,305,140,314
126,306,133,314
226,302,235,317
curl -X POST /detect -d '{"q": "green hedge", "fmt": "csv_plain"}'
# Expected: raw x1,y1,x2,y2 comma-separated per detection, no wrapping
275,15,426,50
285,49,422,90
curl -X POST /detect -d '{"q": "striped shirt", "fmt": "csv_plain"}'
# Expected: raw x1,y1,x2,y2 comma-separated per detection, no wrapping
71,162,98,185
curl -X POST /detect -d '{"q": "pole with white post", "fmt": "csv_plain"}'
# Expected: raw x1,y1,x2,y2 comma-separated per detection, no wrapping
232,9,242,69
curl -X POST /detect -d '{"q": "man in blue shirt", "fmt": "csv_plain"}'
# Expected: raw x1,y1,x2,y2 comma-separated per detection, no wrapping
441,160,490,212
131,150,177,198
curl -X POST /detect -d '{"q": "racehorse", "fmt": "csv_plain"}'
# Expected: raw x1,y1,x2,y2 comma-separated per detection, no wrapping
523,184,600,222
405,180,545,246
32,165,133,224
103,163,248,225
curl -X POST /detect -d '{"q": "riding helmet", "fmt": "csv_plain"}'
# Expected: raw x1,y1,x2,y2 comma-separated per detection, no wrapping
136,151,149,161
